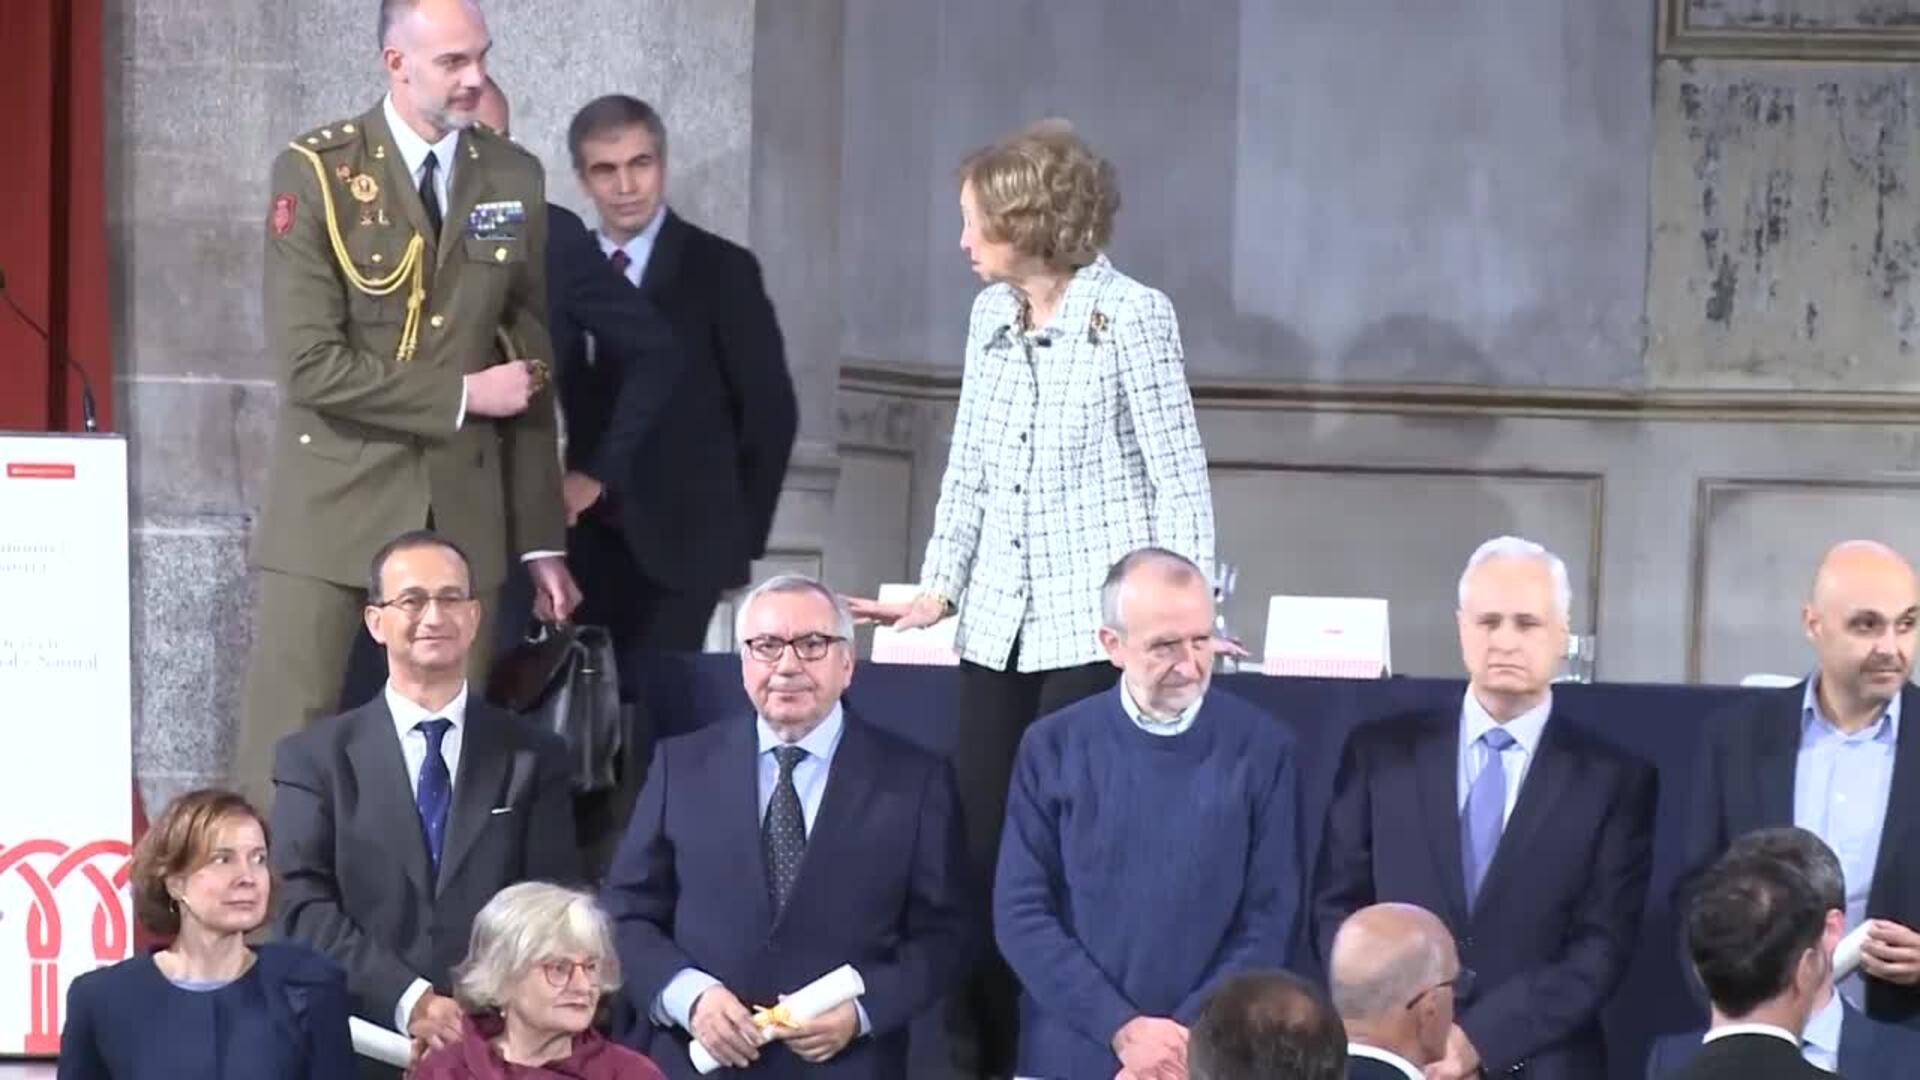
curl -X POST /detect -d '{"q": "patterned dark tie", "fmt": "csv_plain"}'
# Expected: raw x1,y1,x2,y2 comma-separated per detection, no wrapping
415,718,453,872
608,247,632,277
1461,726,1516,907
419,150,443,237
762,745,808,917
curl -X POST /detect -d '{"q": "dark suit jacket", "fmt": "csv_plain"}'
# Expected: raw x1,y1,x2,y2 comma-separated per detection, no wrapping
1313,707,1658,1080
557,209,796,592
1658,1033,1828,1080
544,203,681,485
270,694,581,1024
1677,681,1920,1027
57,943,356,1080
602,707,972,1079
1645,999,1920,1080
1346,1049,1421,1079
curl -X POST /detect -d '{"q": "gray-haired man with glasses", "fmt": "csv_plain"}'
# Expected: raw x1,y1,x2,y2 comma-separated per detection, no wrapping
269,529,580,1076
603,573,973,1079
1331,903,1467,1079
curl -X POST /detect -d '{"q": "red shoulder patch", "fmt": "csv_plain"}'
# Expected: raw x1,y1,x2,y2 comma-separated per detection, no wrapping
270,193,297,237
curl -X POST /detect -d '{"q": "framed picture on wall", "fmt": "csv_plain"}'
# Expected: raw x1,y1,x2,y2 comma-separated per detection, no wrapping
1658,0,1920,61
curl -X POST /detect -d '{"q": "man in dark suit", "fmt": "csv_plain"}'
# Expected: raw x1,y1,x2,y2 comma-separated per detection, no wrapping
1678,540,1920,1028
1330,904,1461,1079
270,530,580,1073
1661,837,1835,1080
1648,829,1920,1079
602,573,971,1079
1314,535,1658,1080
1187,971,1348,1080
559,93,798,655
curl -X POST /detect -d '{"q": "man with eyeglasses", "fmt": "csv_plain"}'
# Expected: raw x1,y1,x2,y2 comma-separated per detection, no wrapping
269,529,580,1076
603,573,971,1079
1329,904,1465,1079
994,547,1300,1080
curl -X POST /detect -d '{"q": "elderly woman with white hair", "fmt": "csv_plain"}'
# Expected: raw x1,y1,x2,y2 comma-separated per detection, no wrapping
411,883,665,1080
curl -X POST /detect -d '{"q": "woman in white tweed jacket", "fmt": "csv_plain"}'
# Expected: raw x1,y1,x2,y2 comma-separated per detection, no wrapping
848,119,1217,1075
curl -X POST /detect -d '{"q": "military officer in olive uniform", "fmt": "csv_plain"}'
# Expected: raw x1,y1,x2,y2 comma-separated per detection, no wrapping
232,0,581,806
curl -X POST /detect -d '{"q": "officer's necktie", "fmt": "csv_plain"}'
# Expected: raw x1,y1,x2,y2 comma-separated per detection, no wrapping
762,745,808,918
419,150,444,238
415,718,453,873
1461,726,1516,908
608,248,632,278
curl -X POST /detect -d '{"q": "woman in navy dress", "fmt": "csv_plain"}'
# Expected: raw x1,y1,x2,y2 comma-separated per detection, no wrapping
58,788,355,1079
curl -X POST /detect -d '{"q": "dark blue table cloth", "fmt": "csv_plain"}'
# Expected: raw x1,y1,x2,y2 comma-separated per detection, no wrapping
629,654,1749,1080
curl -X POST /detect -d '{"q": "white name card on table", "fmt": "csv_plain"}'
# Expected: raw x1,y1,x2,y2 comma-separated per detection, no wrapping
868,583,960,666
1263,595,1391,679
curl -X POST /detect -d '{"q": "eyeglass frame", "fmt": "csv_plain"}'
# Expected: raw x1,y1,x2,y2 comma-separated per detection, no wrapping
368,589,478,619
742,633,847,663
1405,966,1475,1009
535,956,603,989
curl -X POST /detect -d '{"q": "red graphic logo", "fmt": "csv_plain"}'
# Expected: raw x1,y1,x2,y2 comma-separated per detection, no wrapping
4,463,76,480
0,838,133,1054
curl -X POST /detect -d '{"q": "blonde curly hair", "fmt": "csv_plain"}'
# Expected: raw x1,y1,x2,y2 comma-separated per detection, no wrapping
959,119,1119,272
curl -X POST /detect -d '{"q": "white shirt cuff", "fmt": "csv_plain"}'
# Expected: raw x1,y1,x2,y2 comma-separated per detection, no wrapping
395,977,433,1034
854,996,872,1038
455,382,468,430
655,968,721,1031
520,551,564,562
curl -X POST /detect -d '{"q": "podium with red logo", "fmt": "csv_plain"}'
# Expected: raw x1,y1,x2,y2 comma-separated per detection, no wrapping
0,433,133,1058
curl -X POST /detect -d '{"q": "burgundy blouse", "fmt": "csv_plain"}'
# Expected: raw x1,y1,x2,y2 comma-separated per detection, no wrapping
409,1013,667,1080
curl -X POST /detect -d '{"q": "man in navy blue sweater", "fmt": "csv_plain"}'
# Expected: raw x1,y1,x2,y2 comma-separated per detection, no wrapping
995,547,1302,1080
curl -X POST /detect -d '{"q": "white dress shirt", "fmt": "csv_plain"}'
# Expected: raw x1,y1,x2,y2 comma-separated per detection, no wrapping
1701,1021,1801,1047
1799,991,1842,1072
1346,1042,1424,1079
652,706,872,1039
1457,690,1553,824
1117,680,1202,736
597,207,667,287
383,681,469,1033
382,94,459,232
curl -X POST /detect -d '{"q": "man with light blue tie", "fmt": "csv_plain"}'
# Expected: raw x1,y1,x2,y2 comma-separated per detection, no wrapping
1648,827,1920,1078
603,574,970,1079
1314,535,1658,1080
269,530,580,1075
1679,540,1920,1029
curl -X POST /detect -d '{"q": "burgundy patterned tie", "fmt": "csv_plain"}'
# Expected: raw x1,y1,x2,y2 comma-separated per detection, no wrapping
608,248,631,276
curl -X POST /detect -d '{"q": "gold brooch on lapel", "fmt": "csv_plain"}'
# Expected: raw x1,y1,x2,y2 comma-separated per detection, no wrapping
348,174,380,203
1088,310,1109,344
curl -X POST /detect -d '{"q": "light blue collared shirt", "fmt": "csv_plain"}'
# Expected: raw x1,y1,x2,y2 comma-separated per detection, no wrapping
1116,680,1202,736
1457,691,1553,825
1795,675,1900,1009
653,705,871,1039
598,206,667,287
381,94,459,229
1801,990,1842,1072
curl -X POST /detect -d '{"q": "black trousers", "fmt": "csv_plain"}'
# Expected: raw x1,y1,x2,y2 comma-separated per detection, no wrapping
569,514,722,653
949,640,1118,1077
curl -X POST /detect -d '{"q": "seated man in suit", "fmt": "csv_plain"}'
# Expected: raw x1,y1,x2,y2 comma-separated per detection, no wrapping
270,530,581,1071
1313,535,1658,1080
1647,827,1920,1078
994,548,1299,1080
1330,904,1461,1080
1187,971,1348,1080
603,573,971,1078
1678,540,1920,1027
1662,837,1835,1079
560,93,798,655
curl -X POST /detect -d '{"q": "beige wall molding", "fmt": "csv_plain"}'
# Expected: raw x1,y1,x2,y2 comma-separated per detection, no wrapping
1657,0,1920,61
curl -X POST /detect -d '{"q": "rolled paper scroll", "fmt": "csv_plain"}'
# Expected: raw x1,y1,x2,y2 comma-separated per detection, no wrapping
690,964,867,1074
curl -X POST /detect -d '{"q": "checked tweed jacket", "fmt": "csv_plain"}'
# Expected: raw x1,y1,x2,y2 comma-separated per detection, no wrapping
918,254,1216,673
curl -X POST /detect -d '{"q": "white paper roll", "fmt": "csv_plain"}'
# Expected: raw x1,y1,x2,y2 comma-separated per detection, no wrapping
690,965,867,1074
1833,922,1870,982
349,1017,414,1067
